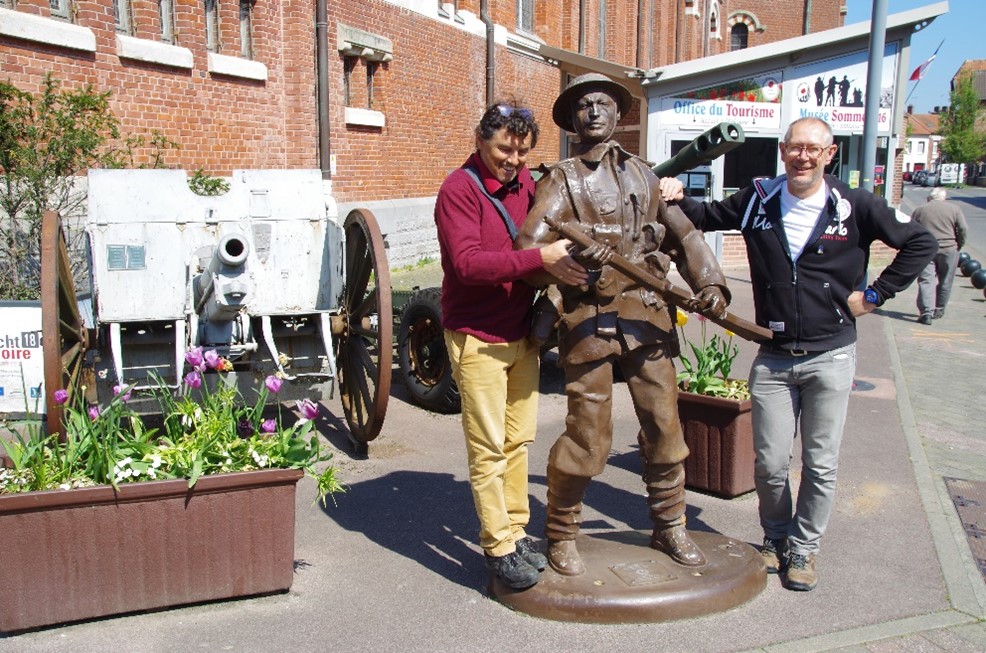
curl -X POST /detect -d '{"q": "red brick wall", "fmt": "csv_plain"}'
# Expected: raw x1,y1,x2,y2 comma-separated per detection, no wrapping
326,1,562,203
1,1,316,173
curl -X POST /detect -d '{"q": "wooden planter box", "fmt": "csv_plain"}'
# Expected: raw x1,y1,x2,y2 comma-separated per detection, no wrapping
0,468,302,633
677,391,755,499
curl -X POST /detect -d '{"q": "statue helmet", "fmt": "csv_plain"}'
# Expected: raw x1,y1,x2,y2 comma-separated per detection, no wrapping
552,73,633,133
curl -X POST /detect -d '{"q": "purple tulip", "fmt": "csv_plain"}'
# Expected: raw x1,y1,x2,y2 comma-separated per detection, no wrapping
185,347,204,369
113,384,132,403
296,399,319,423
184,370,202,389
203,349,221,370
265,375,283,394
88,405,101,421
237,419,255,437
53,389,69,405
261,419,277,433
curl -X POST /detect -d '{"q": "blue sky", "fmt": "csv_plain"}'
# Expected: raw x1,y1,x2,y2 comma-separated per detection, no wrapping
844,0,978,114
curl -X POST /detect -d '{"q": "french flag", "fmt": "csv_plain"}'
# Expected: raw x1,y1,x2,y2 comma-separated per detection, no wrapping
909,40,943,82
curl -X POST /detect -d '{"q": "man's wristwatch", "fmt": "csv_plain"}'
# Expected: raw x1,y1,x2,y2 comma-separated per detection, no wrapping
863,287,880,306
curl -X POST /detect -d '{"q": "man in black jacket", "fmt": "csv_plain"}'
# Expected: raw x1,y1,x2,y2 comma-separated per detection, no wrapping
663,117,935,591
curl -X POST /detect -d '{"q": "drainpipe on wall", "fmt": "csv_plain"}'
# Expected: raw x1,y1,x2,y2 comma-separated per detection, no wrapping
316,0,331,179
675,0,682,63
481,0,495,105
579,0,586,53
803,0,813,35
636,0,647,68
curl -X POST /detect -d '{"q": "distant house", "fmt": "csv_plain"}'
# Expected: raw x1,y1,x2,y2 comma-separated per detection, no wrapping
903,110,940,174
952,60,986,106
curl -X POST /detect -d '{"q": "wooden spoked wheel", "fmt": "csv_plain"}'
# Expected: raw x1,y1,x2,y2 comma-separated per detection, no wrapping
335,208,392,448
40,210,89,441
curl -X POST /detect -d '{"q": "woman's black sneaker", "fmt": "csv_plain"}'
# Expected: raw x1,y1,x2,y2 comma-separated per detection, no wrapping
515,537,548,571
485,551,540,589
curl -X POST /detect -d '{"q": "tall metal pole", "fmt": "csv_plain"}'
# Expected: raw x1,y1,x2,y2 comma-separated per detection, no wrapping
860,0,888,192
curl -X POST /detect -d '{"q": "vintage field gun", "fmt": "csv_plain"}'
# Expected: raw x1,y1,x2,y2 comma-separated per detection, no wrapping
42,169,391,452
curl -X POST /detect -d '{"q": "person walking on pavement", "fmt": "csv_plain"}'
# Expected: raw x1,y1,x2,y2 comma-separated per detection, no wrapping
662,117,936,591
435,101,587,590
516,73,730,577
912,187,968,324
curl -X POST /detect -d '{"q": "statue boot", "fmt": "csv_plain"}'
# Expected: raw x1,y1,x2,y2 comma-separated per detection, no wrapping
545,470,591,576
645,463,706,567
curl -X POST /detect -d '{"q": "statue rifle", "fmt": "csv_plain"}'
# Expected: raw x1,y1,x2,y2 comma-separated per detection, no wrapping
543,215,773,343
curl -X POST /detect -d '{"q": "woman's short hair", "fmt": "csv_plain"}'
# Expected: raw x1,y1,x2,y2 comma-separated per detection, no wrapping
476,101,539,148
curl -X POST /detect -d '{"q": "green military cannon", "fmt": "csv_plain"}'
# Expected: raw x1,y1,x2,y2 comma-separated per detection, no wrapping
651,122,745,179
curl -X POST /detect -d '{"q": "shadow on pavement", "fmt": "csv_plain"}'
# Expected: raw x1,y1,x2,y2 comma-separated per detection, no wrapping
320,470,488,589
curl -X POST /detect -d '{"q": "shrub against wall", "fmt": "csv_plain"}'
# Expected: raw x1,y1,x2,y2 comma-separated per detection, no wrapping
0,75,179,300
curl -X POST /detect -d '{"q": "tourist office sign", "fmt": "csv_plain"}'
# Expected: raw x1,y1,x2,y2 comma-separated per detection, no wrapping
658,72,784,129
785,43,899,133
658,41,899,136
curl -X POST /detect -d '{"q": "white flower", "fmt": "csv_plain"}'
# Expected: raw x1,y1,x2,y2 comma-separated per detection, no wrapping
150,455,163,469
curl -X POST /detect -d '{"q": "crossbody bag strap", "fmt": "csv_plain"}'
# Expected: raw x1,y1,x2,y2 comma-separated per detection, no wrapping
463,164,519,241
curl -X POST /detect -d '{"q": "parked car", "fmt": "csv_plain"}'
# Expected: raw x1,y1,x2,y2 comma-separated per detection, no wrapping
902,171,913,182
912,170,928,185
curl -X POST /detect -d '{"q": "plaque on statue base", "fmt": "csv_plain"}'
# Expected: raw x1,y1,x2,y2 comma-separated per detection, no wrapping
491,530,766,624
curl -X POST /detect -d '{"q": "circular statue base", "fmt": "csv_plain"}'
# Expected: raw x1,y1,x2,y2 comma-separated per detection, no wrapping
492,531,766,624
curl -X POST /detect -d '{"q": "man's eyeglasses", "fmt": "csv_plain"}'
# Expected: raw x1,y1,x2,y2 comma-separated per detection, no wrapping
497,105,533,120
782,143,832,159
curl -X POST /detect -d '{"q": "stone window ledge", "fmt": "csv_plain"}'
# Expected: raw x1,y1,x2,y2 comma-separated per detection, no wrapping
117,34,192,69
207,52,268,81
0,7,96,52
345,107,386,128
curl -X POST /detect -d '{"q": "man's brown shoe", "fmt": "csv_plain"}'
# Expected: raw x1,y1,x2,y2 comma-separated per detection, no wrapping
651,525,706,566
784,552,817,591
760,537,786,574
547,540,585,576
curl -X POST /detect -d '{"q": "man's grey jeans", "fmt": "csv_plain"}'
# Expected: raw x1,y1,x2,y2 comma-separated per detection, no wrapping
750,343,856,556
916,248,960,317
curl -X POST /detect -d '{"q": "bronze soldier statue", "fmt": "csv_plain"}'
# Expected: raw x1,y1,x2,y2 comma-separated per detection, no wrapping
516,73,731,576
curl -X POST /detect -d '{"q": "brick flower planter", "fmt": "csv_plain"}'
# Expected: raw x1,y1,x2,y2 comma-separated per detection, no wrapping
0,468,302,633
677,390,755,498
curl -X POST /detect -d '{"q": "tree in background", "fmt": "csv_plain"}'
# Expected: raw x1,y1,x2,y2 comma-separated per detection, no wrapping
939,72,986,179
0,75,178,300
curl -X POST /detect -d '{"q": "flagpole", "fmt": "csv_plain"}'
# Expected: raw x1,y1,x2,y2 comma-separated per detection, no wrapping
905,78,921,105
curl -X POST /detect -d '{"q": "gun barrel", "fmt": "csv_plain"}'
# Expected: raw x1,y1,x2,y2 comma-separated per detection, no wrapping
651,122,745,179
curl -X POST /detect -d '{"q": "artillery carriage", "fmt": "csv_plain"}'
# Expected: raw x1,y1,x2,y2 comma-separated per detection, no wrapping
43,169,391,452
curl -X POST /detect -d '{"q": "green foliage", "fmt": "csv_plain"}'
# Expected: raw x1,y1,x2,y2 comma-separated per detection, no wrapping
1,348,343,506
939,73,986,166
104,130,181,169
0,75,121,298
674,311,751,400
188,169,231,196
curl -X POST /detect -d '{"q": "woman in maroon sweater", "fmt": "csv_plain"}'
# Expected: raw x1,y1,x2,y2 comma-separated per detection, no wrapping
435,101,584,590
